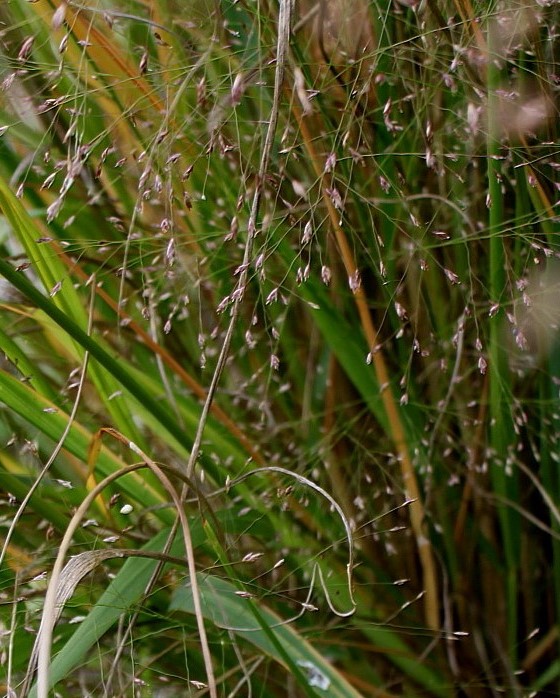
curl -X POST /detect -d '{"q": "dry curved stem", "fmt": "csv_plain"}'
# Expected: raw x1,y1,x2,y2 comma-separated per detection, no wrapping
125,10,296,683
227,465,356,619
209,562,346,635
33,444,217,698
31,547,189,653
23,462,145,696
96,454,222,698
126,438,217,698
291,102,440,630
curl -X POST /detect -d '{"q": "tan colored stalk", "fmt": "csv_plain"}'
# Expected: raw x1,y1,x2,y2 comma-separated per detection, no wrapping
34,431,217,698
293,106,439,631
452,0,487,53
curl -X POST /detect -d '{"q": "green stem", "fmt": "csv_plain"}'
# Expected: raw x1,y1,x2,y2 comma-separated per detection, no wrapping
0,256,218,479
486,14,519,662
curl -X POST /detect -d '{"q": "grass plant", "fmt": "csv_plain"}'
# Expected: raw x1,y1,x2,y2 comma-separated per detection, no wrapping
0,0,559,695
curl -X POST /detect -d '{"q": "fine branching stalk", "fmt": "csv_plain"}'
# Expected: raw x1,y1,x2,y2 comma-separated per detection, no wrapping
181,0,293,486
1,0,560,694
292,103,440,632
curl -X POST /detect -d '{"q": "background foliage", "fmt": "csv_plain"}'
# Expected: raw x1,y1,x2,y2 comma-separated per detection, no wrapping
0,0,559,696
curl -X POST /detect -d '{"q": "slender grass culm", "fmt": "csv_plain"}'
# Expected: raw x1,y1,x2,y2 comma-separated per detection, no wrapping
0,0,559,696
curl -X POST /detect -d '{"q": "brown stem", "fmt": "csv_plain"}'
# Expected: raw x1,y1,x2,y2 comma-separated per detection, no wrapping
292,103,440,630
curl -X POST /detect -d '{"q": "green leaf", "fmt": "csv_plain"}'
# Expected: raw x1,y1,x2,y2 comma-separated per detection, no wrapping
0,369,168,518
27,527,184,697
171,574,365,698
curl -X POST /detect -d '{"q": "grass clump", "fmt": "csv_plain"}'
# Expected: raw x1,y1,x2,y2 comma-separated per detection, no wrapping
0,0,559,696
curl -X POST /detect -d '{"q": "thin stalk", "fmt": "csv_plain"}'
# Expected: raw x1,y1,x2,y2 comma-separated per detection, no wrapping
33,451,217,698
181,0,292,484
292,103,439,631
486,11,519,661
